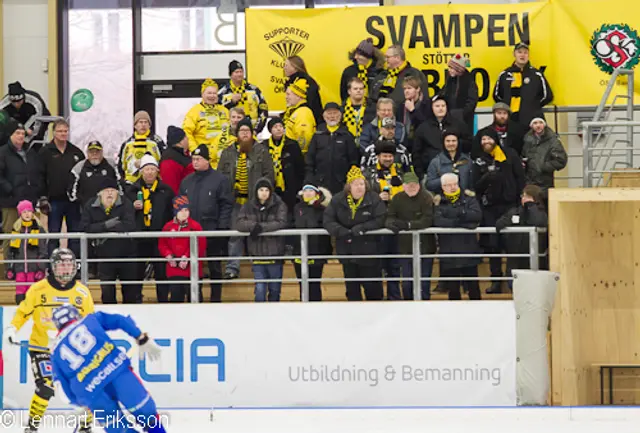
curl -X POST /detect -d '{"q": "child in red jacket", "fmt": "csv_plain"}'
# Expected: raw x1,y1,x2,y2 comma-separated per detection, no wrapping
158,195,206,302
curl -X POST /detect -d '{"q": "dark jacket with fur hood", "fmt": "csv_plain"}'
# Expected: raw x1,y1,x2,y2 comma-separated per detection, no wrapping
339,49,384,102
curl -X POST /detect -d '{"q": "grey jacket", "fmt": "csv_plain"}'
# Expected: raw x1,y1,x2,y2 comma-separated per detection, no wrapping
7,218,48,273
426,151,473,194
218,141,275,200
236,178,288,259
522,126,568,192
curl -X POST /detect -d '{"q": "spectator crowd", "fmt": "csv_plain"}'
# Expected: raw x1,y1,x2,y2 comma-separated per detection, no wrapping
0,41,565,304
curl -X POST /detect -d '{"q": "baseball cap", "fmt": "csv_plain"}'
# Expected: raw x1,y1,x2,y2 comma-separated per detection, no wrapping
381,117,396,129
87,141,103,151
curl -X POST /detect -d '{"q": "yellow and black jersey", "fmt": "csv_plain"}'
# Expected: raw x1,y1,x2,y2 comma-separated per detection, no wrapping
11,277,95,351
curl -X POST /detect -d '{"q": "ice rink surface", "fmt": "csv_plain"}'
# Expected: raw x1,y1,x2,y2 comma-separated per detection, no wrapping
3,407,640,433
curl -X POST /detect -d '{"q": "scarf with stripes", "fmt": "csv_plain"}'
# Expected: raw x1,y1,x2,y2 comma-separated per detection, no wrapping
357,59,373,97
235,145,249,205
376,163,403,198
343,98,365,139
141,180,158,227
10,220,40,249
379,61,408,98
230,80,248,105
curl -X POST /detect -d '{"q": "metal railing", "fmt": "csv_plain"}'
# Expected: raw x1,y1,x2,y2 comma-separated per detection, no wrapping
0,227,545,302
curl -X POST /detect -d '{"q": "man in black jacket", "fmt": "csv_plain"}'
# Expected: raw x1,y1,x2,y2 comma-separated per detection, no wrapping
443,54,478,136
472,102,527,160
493,42,553,128
305,104,359,195
80,177,139,304
125,154,175,301
473,128,525,293
0,121,40,253
413,95,471,181
179,144,234,302
68,141,122,206
0,82,51,150
38,119,85,256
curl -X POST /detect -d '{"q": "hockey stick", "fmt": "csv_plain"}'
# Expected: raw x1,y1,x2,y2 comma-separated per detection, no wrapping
10,340,50,352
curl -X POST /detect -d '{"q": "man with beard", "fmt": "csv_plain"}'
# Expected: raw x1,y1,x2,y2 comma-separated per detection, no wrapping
211,106,245,165
305,103,359,195
218,118,274,280
472,102,527,160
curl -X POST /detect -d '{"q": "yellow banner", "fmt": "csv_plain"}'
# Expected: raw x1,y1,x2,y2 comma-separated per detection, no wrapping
246,0,640,111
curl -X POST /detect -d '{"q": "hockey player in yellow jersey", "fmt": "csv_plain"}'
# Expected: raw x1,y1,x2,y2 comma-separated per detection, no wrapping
4,248,95,433
117,110,163,184
183,78,231,167
283,77,316,155
219,60,269,133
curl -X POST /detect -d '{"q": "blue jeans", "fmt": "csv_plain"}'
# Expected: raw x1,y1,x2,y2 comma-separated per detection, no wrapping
226,203,244,275
389,258,434,300
252,263,283,302
48,200,81,256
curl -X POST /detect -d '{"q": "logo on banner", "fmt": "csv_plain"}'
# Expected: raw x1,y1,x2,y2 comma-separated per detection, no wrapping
263,27,311,94
591,24,640,74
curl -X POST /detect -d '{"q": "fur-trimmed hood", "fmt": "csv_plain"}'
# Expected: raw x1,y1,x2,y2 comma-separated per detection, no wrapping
298,186,332,208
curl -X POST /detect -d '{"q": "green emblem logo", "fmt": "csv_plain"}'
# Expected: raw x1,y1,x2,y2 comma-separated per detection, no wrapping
590,24,640,74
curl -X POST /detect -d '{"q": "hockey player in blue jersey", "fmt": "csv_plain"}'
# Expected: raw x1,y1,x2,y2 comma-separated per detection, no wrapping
50,305,166,433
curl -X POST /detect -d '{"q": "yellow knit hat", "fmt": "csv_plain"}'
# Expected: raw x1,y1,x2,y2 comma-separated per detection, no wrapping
346,166,365,184
201,78,218,93
289,77,309,99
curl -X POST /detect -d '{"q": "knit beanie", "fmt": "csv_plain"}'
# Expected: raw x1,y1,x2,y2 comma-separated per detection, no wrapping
8,82,25,101
289,77,308,99
172,195,189,216
134,110,151,126
17,200,34,215
355,38,375,58
6,120,25,137
267,117,285,132
193,144,210,160
139,153,159,170
201,78,218,94
167,125,186,147
346,166,365,184
448,54,470,73
481,128,501,146
99,176,118,192
228,60,244,76
237,117,253,132
529,117,547,128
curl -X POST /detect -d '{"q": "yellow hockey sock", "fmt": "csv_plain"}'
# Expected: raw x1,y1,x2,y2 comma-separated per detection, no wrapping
28,394,50,427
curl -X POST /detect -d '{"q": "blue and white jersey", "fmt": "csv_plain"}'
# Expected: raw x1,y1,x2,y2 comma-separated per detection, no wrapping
51,312,142,406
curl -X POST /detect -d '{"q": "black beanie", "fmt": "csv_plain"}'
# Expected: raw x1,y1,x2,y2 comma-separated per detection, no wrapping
6,119,25,137
192,143,210,160
99,176,118,192
442,129,460,143
267,117,284,132
375,139,396,155
254,178,273,198
229,60,244,76
167,125,186,147
8,82,25,101
237,117,253,133
481,128,501,147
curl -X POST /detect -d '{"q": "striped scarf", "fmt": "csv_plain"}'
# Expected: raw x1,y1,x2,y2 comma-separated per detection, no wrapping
357,59,372,97
347,194,364,219
509,70,523,114
230,80,248,105
376,163,403,198
283,100,304,124
343,98,365,139
235,148,249,205
10,221,40,249
379,60,408,98
268,137,285,192
141,180,158,227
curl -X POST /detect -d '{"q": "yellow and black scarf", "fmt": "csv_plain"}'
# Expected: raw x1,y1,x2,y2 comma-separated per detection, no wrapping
347,194,364,219
343,98,365,139
379,60,408,98
141,180,158,227
490,145,507,162
283,101,304,124
230,79,248,105
444,188,461,204
357,59,373,97
10,221,39,249
235,146,249,205
268,137,285,192
508,70,523,114
377,163,403,198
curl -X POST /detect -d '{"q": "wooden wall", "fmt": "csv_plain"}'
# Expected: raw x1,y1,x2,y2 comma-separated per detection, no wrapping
550,188,640,405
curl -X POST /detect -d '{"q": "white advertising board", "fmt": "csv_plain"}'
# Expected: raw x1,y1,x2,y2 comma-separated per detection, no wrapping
1,302,516,409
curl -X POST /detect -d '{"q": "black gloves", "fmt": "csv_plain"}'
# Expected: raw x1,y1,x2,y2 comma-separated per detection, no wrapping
104,217,121,230
250,224,263,239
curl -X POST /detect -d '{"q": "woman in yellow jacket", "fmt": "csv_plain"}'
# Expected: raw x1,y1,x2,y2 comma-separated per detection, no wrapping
183,78,230,168
283,77,316,155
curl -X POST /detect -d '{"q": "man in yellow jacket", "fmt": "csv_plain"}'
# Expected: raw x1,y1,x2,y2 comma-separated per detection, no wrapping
183,78,230,168
283,77,316,155
4,248,95,433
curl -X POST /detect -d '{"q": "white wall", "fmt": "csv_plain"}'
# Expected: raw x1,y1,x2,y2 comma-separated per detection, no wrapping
2,0,49,104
